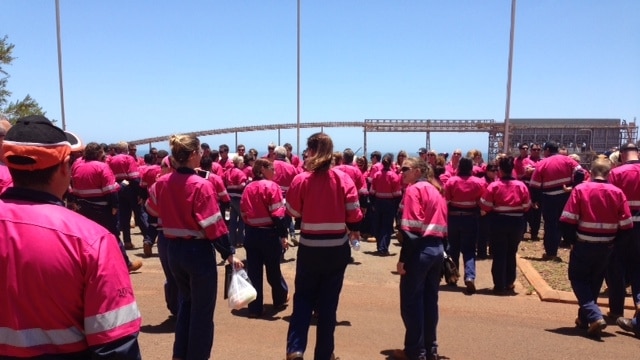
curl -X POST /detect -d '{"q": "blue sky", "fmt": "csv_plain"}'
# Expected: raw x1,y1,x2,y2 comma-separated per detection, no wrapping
3,0,639,157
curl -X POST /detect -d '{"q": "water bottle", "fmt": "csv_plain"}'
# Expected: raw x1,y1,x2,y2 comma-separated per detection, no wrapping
350,238,361,251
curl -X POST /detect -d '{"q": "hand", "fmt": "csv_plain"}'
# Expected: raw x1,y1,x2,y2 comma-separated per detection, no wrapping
112,208,118,216
228,255,244,270
349,231,360,241
480,210,487,216
281,237,289,251
396,262,406,275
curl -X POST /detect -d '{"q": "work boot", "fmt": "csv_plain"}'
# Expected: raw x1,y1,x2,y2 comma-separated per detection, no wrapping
616,317,640,337
128,259,143,272
143,242,153,257
286,351,303,360
587,318,607,337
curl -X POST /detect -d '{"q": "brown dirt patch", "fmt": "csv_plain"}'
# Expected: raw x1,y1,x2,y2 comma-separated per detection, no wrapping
517,237,572,292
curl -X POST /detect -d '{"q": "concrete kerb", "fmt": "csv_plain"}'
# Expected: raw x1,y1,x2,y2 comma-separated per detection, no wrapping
517,254,636,310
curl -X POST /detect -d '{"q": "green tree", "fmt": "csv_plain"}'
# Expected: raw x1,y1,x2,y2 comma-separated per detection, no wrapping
0,35,46,123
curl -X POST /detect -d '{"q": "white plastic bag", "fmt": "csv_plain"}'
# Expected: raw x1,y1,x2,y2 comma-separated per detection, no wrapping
227,268,257,309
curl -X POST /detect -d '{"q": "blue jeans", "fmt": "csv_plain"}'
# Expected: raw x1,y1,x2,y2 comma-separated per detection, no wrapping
541,193,570,256
447,214,478,280
244,226,288,315
168,239,217,360
228,198,245,246
157,231,178,316
374,198,399,253
400,237,444,360
569,242,612,324
490,215,523,290
287,243,350,360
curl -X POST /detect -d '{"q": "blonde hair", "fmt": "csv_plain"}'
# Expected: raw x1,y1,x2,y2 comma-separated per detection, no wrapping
169,134,200,165
590,158,612,178
403,157,443,194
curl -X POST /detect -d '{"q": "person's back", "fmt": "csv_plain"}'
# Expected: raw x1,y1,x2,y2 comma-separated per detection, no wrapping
0,115,141,359
0,190,141,358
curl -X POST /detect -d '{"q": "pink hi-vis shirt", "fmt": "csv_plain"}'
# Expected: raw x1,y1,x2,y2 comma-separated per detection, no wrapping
107,154,140,181
444,175,485,211
273,159,300,196
400,181,448,238
370,170,402,199
71,159,119,198
608,160,640,219
530,154,582,195
224,167,247,199
480,178,531,215
146,169,228,240
286,168,363,247
0,194,141,357
0,163,13,194
209,172,231,204
241,179,286,227
560,181,632,243
334,164,368,197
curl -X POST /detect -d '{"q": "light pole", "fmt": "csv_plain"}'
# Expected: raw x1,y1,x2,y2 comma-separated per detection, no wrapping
503,0,517,153
55,0,67,130
296,0,301,156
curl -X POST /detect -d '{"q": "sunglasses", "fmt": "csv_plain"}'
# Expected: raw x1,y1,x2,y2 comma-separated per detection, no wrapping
520,147,529,150
401,166,413,172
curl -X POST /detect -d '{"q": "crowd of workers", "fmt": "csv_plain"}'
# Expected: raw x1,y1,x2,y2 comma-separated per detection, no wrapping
1,114,639,360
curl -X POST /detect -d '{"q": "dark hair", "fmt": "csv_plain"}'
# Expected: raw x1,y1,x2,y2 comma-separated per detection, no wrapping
218,144,229,152
10,164,61,187
200,155,213,171
458,157,473,176
201,143,210,150
543,141,558,153
252,159,271,180
243,153,254,166
343,148,355,164
498,156,515,176
283,143,293,151
210,149,220,161
143,153,155,165
83,142,103,161
381,153,394,170
370,151,382,162
157,149,169,159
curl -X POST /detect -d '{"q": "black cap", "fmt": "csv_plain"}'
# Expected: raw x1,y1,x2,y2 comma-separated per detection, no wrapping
1,115,80,170
620,143,639,152
418,147,427,154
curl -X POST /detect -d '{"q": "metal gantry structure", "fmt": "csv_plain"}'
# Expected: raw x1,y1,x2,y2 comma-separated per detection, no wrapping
129,118,637,161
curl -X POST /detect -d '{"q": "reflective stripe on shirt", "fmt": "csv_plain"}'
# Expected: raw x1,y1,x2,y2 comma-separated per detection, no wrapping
299,235,348,247
85,302,140,335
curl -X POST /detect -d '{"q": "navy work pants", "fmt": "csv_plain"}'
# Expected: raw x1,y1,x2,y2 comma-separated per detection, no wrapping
607,224,640,316
374,198,399,253
157,231,178,316
400,237,444,360
118,183,150,245
287,243,350,360
490,215,523,291
168,239,217,360
541,193,570,257
77,199,132,267
244,226,288,315
569,241,612,324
